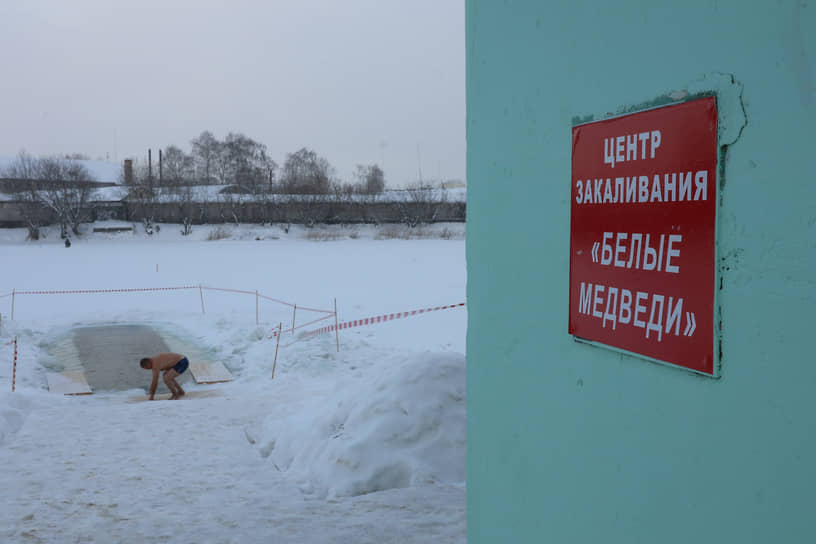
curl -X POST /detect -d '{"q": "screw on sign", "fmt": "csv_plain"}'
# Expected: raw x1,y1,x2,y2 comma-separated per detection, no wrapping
568,97,718,376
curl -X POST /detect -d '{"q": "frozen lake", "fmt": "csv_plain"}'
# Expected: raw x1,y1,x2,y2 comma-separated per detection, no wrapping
0,222,467,543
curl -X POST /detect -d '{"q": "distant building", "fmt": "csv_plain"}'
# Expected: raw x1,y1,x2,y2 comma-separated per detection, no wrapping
440,180,466,189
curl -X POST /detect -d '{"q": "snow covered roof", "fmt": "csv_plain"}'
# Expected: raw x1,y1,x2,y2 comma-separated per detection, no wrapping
94,185,129,201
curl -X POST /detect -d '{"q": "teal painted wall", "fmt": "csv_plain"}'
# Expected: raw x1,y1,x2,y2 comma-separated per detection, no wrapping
466,1,815,542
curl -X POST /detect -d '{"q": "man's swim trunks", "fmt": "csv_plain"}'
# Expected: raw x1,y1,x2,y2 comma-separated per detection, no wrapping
173,357,189,374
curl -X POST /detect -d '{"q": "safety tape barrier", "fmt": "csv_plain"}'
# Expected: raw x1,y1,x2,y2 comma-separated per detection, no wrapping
258,294,297,308
303,302,466,339
2,285,334,314
11,336,17,392
13,286,198,295
270,314,337,349
267,313,335,341
203,287,333,314
261,297,334,314
202,286,257,296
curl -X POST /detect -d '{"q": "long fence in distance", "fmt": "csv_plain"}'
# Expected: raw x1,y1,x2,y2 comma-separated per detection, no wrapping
0,194,466,228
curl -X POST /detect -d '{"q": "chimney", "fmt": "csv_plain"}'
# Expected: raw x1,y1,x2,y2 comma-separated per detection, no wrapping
124,159,133,185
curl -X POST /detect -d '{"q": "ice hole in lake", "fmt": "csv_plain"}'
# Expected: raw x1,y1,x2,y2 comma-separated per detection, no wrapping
50,324,203,394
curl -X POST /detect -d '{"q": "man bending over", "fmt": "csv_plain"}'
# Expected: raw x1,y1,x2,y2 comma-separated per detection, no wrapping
140,352,189,400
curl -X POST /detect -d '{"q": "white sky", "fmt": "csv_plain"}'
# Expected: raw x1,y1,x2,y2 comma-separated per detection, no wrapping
0,0,464,187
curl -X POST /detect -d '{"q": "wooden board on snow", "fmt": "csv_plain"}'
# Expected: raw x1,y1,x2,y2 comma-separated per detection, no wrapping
189,361,233,384
46,371,93,395
127,389,222,403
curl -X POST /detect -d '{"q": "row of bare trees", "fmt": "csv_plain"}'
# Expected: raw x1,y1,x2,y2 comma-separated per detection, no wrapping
2,151,96,239
130,131,385,196
0,133,436,237
130,183,456,234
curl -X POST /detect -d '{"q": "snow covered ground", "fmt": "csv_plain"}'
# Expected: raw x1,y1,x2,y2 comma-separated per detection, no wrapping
0,221,466,543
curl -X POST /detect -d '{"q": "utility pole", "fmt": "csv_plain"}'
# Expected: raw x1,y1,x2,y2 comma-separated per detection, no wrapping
416,143,423,185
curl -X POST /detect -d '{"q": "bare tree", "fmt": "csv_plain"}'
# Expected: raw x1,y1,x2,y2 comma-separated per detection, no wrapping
17,187,49,240
3,152,97,238
280,148,333,194
162,145,194,188
3,149,39,181
219,191,243,225
34,157,97,237
354,164,385,194
124,159,157,232
215,132,276,194
59,160,97,235
394,183,447,227
211,140,230,185
191,131,220,184
3,151,48,239
164,183,196,235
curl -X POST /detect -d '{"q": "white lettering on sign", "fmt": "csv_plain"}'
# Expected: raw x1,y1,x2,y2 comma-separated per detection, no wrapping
602,287,618,329
575,170,709,204
593,232,682,273
578,282,694,341
619,289,632,325
579,282,593,315
571,97,718,374
604,130,662,168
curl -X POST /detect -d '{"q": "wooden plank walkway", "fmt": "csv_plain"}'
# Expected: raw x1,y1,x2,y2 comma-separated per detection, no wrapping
126,389,221,403
46,371,93,395
189,361,233,384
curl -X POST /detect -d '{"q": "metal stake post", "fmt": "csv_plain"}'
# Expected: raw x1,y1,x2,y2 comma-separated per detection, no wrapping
272,323,282,379
334,298,340,353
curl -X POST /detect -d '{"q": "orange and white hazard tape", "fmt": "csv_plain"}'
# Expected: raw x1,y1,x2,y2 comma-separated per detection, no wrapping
303,302,466,339
204,286,333,314
11,336,17,392
14,286,198,295
268,313,334,340
4,285,334,315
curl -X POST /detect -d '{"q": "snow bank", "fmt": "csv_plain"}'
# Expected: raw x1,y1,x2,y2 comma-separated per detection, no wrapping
0,392,34,446
260,352,465,498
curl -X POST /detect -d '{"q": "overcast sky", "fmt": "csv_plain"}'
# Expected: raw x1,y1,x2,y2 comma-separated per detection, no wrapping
0,0,464,187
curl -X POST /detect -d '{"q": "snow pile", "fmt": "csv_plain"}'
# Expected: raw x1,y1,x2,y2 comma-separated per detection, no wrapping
0,392,33,446
260,352,466,498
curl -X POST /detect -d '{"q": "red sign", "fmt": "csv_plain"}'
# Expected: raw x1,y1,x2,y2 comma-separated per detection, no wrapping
569,97,718,375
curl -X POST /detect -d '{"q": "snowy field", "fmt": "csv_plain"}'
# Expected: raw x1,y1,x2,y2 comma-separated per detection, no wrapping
0,221,466,543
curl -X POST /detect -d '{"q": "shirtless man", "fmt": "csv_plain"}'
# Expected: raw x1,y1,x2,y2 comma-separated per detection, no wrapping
139,352,189,400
